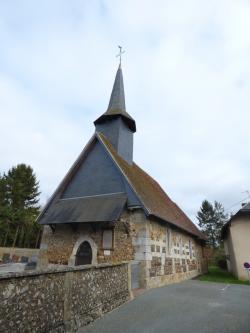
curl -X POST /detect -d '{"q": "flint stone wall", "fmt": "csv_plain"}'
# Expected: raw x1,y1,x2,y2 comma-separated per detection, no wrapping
0,262,130,333
39,211,136,267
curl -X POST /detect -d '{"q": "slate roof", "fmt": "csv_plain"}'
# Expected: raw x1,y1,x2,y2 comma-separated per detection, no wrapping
38,193,127,224
94,66,136,132
37,132,204,240
98,133,205,240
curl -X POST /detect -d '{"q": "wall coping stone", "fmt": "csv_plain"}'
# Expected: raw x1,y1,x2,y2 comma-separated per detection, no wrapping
0,261,129,280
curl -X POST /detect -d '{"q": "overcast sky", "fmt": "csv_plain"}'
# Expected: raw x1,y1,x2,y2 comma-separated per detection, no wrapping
1,0,250,222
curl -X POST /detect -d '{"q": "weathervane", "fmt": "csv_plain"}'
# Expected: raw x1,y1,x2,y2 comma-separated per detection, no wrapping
116,45,125,66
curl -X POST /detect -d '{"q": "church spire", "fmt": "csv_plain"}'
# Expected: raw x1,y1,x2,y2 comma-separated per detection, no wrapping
107,64,126,113
94,51,136,164
94,64,136,133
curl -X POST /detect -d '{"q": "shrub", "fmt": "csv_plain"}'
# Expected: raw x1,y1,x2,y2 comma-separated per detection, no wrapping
217,259,227,270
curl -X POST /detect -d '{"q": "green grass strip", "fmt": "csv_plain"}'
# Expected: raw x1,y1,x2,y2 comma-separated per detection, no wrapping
198,266,250,285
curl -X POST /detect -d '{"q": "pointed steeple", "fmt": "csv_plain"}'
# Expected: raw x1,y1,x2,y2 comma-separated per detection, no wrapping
107,64,126,112
94,65,136,132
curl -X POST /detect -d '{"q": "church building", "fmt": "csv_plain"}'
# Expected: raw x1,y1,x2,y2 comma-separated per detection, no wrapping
38,62,207,289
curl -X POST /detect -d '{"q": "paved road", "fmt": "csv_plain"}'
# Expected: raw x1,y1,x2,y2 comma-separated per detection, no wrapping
78,280,250,333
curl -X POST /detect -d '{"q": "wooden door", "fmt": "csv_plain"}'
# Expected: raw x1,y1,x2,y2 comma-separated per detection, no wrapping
75,241,92,265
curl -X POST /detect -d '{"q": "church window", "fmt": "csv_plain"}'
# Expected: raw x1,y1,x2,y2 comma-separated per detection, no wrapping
102,229,114,250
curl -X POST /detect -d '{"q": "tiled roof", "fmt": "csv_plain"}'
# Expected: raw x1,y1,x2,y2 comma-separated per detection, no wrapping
98,133,205,240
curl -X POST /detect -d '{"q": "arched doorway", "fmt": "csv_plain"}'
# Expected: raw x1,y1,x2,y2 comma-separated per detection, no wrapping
75,241,92,265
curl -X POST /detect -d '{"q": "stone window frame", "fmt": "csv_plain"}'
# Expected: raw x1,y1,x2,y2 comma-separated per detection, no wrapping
101,228,114,250
69,236,97,266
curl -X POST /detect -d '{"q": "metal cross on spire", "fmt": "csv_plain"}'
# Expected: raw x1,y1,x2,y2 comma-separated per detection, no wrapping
116,45,125,66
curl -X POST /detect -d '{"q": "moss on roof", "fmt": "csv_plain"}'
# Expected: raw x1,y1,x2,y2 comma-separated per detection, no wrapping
98,132,205,240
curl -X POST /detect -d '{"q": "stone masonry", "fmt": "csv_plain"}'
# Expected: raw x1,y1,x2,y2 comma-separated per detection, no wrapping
0,263,130,333
144,219,207,289
39,211,136,268
38,209,207,290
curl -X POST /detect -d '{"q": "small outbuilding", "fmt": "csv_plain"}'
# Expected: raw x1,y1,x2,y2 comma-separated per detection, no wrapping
222,203,250,280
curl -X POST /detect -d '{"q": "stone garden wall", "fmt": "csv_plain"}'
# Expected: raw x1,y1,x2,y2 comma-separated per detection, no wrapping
0,262,130,333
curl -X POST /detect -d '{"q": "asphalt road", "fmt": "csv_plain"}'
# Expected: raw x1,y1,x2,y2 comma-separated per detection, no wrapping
78,280,250,333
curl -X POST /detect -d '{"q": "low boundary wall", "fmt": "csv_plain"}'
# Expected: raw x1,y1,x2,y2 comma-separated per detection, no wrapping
0,262,130,332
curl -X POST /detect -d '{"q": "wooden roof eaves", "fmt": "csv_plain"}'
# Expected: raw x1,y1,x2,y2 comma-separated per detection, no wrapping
36,134,97,223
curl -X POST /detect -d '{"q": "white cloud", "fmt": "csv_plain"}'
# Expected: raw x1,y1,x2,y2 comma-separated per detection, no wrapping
0,0,250,222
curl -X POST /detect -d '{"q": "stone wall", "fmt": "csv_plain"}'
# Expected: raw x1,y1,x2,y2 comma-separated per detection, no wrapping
0,263,130,333
145,219,207,288
38,210,207,291
39,211,135,268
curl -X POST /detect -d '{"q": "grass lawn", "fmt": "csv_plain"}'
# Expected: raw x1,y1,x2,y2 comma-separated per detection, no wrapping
198,266,250,285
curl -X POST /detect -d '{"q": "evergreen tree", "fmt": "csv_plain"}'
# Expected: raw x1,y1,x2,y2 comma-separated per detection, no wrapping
197,200,227,248
0,174,10,245
0,164,41,248
214,201,228,245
